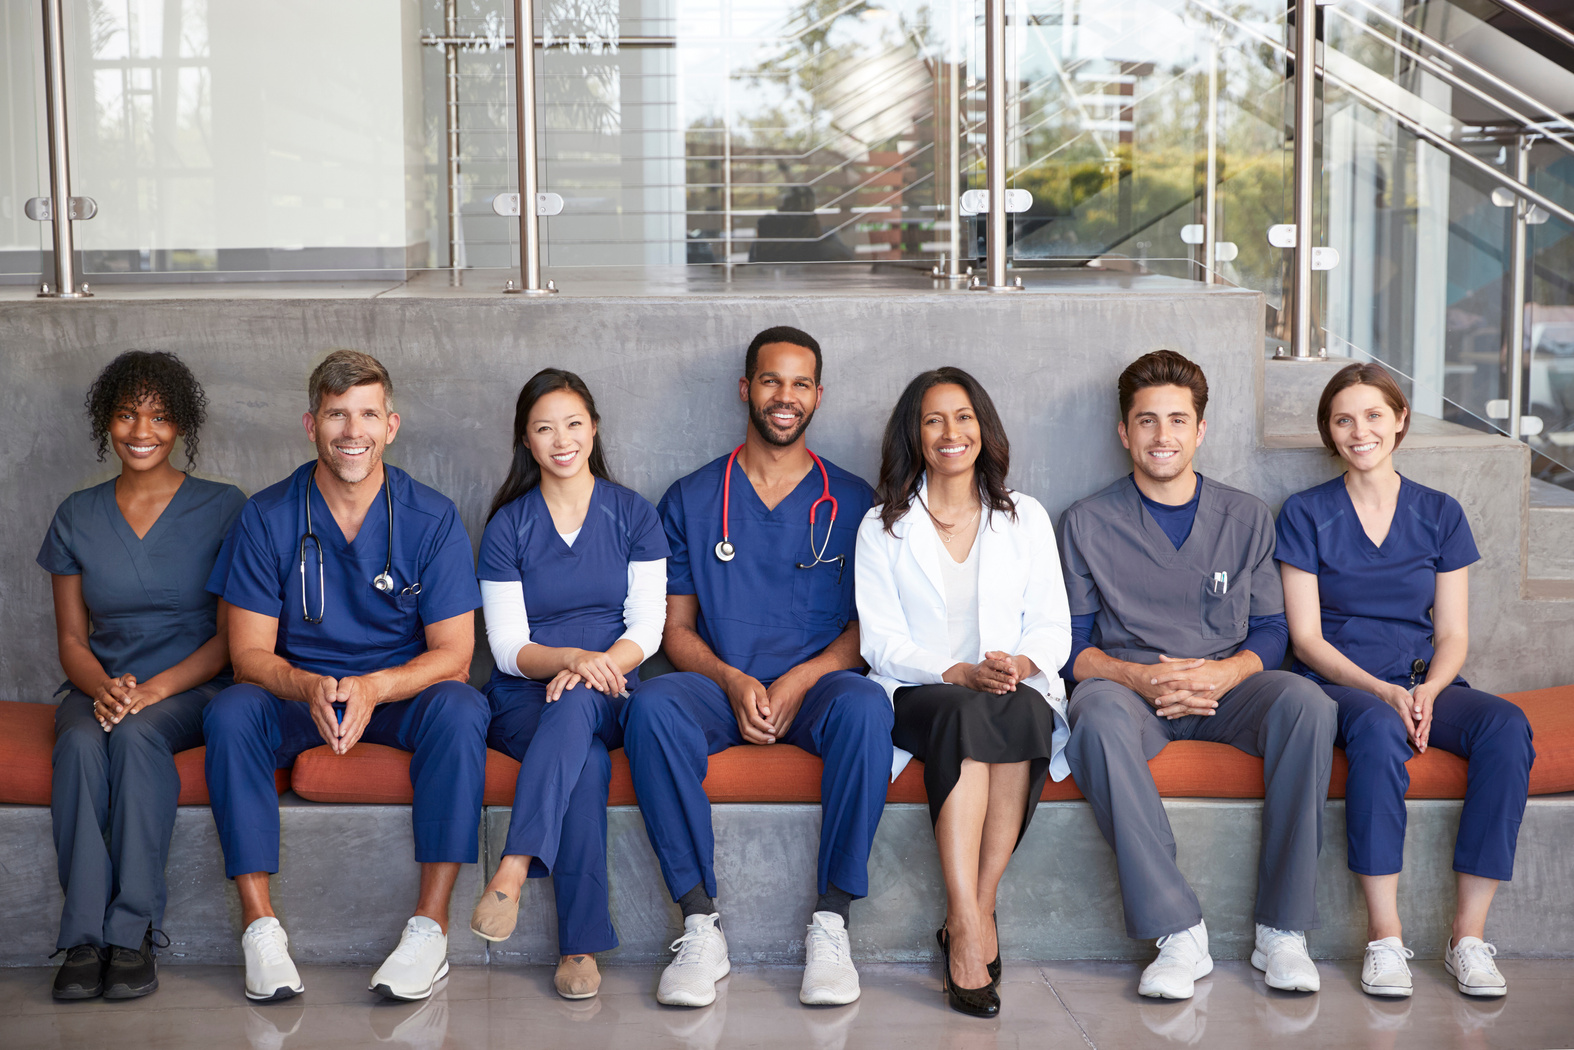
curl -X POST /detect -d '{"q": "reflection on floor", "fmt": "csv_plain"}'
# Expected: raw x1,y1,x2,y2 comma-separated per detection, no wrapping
4,961,1571,1049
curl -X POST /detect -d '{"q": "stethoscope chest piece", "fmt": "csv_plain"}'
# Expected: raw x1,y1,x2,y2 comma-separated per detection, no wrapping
373,572,395,593
714,539,736,563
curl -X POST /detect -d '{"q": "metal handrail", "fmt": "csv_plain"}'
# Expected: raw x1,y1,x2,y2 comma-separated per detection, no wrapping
1331,0,1574,152
1483,0,1574,52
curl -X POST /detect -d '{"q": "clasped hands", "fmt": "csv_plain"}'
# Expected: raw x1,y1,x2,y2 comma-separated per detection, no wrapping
92,674,165,731
544,649,628,703
1134,655,1243,719
308,675,383,755
945,651,1031,695
1377,679,1438,753
724,665,817,745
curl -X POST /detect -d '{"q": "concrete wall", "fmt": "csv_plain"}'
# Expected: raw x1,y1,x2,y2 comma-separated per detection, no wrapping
1,287,1570,701
4,797,1572,966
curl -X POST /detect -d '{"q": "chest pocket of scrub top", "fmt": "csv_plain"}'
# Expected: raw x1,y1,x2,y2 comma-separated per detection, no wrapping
1198,574,1249,641
792,556,846,623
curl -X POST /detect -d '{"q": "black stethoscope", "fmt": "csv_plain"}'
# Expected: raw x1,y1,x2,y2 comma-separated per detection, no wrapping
299,472,420,624
714,443,843,576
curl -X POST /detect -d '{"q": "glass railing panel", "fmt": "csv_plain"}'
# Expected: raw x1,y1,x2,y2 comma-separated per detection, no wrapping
2,0,46,286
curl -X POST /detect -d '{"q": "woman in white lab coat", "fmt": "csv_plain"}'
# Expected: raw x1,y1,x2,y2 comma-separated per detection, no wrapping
855,366,1071,1018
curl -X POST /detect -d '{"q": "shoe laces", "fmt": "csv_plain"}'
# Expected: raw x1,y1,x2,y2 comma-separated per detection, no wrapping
1365,939,1413,973
1456,939,1499,974
55,944,101,965
389,920,445,966
1154,927,1202,963
248,925,292,968
805,922,849,967
668,916,720,965
1258,926,1306,955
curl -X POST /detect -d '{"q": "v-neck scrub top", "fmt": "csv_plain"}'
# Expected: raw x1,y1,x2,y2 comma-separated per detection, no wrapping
1058,474,1285,663
477,480,669,693
1274,475,1480,686
38,476,247,685
208,461,481,679
659,451,875,684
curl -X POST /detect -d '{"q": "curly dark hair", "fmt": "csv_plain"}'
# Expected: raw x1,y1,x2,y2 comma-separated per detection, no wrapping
85,351,208,468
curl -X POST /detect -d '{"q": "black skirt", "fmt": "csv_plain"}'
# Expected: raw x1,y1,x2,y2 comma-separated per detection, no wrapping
892,683,1058,844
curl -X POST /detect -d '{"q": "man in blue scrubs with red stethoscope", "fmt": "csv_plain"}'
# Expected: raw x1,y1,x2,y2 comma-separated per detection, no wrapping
623,326,892,1009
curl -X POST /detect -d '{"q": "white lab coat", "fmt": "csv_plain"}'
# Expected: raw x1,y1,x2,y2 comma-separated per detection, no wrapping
855,481,1074,782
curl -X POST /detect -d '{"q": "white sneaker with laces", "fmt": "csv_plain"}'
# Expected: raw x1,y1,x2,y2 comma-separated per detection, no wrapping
242,916,304,1002
799,911,860,1005
1360,937,1413,997
658,912,730,1007
1251,924,1320,992
370,916,450,1001
1138,919,1213,999
1445,936,1507,997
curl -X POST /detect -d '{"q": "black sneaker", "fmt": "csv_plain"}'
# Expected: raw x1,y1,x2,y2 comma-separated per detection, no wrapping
103,928,163,1000
52,944,106,1000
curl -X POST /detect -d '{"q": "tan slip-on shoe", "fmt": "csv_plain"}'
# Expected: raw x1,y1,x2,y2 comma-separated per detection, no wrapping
469,890,520,943
555,954,601,999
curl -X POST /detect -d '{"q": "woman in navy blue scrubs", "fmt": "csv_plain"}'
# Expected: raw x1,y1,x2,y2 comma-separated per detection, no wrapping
468,368,668,1000
1276,363,1534,1000
41,351,245,1000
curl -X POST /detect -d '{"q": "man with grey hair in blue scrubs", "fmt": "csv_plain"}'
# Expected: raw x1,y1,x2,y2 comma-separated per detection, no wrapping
1058,349,1336,1001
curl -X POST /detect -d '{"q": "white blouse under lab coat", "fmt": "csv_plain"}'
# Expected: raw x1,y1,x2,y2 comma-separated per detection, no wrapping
854,482,1074,782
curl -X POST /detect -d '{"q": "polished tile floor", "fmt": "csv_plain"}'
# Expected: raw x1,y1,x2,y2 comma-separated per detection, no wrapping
3,960,1572,1050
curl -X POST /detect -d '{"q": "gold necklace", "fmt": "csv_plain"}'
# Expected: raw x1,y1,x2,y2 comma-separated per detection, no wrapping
931,503,981,544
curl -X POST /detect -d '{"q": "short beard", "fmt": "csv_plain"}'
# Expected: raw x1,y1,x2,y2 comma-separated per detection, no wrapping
317,442,381,485
748,400,814,447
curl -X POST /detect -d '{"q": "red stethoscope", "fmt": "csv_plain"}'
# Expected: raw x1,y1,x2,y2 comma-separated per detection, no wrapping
715,444,842,575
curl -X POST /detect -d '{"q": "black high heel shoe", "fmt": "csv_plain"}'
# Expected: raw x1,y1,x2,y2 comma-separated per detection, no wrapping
937,927,1000,1018
988,911,1001,989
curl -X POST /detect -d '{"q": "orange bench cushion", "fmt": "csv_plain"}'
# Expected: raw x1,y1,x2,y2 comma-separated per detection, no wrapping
0,699,288,805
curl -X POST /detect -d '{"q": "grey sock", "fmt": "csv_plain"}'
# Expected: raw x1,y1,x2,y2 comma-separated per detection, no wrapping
815,884,855,926
678,883,716,920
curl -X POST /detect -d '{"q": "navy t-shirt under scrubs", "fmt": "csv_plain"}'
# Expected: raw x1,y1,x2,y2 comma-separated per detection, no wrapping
477,479,669,697
660,451,874,685
208,461,481,678
38,475,246,686
1274,474,1480,686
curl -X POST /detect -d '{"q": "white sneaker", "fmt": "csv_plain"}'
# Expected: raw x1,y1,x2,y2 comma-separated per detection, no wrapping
657,912,730,1007
1445,936,1507,997
1252,924,1319,992
1360,937,1414,997
241,916,304,1002
1138,920,1213,999
370,917,450,1001
799,911,860,1006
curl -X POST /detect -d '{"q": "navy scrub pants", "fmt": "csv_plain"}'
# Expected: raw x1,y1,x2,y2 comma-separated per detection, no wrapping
621,669,894,901
51,683,219,951
486,680,624,955
1327,682,1534,880
203,680,488,878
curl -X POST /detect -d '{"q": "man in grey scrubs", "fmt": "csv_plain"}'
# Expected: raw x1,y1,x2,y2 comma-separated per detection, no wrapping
1058,349,1336,1000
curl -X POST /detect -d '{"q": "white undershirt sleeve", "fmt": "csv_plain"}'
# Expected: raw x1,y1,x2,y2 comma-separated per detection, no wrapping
480,579,532,678
617,558,667,661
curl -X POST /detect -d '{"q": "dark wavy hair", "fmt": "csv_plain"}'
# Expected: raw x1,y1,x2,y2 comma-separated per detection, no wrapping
1117,349,1209,422
487,368,615,523
85,350,207,469
874,367,1016,533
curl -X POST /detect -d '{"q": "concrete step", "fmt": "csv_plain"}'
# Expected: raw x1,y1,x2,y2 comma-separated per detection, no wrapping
1530,477,1574,581
4,797,1572,967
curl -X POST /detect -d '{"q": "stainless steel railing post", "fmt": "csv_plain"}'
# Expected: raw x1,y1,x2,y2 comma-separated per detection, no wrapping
1506,134,1531,440
444,0,462,281
505,0,556,295
38,0,89,299
975,0,1021,291
1203,32,1218,285
932,0,968,282
1288,0,1317,353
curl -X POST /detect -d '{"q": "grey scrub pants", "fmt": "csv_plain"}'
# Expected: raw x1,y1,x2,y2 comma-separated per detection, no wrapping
1065,670,1336,940
51,684,217,951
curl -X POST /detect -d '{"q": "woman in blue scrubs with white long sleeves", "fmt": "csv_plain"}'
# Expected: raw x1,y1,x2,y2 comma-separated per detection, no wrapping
1276,363,1534,1001
468,368,668,1000
42,351,245,1001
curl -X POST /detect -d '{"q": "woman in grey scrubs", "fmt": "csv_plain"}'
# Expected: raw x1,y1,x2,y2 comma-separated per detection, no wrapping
40,351,245,1001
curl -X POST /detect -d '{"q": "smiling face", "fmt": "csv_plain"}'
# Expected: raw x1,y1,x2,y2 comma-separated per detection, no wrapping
303,382,400,486
1118,384,1207,486
1327,383,1407,473
108,396,180,474
919,383,981,483
525,388,596,482
741,341,822,448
